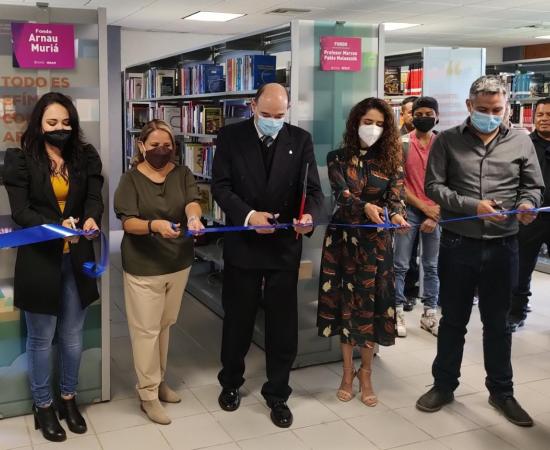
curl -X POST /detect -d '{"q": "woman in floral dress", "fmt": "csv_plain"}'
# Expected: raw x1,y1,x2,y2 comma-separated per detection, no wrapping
317,97,408,407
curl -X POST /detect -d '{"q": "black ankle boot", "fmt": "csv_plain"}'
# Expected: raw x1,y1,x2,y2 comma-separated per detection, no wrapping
58,397,87,434
33,403,67,442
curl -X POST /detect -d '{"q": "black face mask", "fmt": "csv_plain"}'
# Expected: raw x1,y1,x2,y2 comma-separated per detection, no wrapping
412,117,437,133
43,130,71,150
144,147,173,170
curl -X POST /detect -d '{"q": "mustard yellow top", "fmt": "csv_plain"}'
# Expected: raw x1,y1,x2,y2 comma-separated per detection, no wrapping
51,174,70,253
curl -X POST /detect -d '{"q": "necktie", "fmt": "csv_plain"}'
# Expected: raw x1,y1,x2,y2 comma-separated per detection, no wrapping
262,135,274,148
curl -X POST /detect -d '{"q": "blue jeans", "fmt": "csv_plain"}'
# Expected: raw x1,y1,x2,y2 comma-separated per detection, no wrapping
25,254,88,407
394,206,440,309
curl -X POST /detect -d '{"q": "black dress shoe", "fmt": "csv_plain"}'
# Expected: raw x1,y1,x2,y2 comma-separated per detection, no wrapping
416,387,454,412
58,397,87,434
33,404,67,442
218,388,240,412
489,395,534,427
269,400,293,428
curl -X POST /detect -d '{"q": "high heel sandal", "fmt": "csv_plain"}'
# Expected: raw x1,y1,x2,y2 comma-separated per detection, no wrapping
337,367,356,402
357,366,378,407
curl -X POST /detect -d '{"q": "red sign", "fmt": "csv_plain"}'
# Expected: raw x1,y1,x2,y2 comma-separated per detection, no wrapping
320,36,362,72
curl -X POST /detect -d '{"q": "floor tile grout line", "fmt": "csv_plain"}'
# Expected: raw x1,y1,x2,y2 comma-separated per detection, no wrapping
393,402,483,440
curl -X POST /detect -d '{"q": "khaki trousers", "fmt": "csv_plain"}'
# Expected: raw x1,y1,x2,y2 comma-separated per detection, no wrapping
123,267,190,401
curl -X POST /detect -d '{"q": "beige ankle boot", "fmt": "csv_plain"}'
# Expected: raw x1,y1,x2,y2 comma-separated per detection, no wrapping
140,399,171,425
159,382,181,403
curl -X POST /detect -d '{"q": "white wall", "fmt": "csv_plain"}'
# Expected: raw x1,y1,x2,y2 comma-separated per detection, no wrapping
121,29,233,68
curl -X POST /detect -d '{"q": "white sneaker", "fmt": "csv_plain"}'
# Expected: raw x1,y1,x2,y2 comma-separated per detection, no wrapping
396,308,407,337
420,309,440,336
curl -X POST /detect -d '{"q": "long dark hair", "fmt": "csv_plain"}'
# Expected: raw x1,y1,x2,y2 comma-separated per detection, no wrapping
342,97,402,177
21,92,86,176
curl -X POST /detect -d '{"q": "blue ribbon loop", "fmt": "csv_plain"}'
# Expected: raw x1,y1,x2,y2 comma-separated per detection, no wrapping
0,225,107,278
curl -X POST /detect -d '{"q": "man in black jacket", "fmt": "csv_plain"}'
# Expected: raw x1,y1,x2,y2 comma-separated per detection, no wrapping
509,98,550,331
212,83,323,428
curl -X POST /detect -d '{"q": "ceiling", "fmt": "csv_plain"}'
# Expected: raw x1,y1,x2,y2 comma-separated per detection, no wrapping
1,0,550,47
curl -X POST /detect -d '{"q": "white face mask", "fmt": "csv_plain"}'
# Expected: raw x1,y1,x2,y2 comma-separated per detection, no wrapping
358,124,383,147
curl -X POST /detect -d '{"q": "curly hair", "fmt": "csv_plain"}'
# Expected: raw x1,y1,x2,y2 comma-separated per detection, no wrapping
342,97,402,177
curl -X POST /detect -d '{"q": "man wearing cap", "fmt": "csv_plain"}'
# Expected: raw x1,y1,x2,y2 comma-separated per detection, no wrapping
394,97,441,338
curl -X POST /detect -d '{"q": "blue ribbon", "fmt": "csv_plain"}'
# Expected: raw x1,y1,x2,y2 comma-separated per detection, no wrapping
0,225,107,278
186,206,550,236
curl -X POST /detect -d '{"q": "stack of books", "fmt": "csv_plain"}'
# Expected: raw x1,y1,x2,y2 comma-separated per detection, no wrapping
185,143,216,178
182,104,223,134
225,54,276,92
128,103,154,130
180,64,226,95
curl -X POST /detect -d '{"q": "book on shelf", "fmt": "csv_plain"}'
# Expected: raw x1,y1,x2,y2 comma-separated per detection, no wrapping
156,69,177,97
204,107,223,134
156,104,182,133
400,65,409,94
226,54,276,92
181,103,223,134
128,103,154,129
383,64,422,96
180,63,226,96
127,73,144,100
212,201,225,224
510,102,535,132
185,143,215,177
223,99,252,125
196,183,213,217
384,67,400,95
126,68,178,99
405,64,423,96
196,182,225,224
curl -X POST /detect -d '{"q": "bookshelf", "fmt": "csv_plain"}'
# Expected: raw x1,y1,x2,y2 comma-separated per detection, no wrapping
487,59,550,272
122,20,383,367
384,52,423,125
486,59,550,133
122,24,291,355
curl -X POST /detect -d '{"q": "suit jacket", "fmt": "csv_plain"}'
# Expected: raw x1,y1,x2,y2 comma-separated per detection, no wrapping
3,145,104,315
212,118,323,270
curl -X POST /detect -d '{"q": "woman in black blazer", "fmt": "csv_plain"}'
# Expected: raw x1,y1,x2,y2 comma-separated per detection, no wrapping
3,92,103,442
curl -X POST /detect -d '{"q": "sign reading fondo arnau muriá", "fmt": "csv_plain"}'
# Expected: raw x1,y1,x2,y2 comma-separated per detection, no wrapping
11,23,75,70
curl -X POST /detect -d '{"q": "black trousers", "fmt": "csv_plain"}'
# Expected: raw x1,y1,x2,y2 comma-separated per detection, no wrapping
510,218,550,319
433,231,517,396
218,263,299,404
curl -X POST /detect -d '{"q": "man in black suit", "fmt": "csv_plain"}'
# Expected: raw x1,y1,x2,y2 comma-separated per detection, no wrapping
212,83,323,428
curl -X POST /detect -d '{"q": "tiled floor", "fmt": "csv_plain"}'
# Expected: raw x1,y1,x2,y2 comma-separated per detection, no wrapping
3,237,550,449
